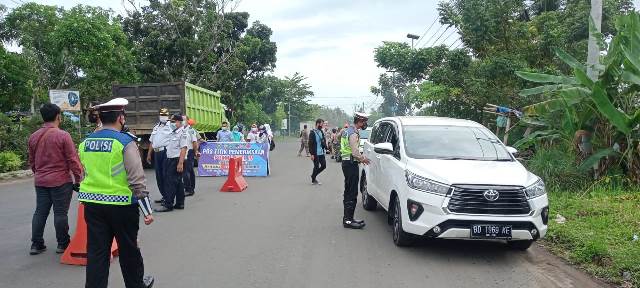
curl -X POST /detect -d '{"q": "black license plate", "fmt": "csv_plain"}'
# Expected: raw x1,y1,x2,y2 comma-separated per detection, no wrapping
471,224,512,239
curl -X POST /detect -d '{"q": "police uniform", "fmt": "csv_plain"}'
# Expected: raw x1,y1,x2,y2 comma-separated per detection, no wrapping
183,125,199,197
340,113,369,229
78,98,154,288
156,114,189,211
149,109,171,203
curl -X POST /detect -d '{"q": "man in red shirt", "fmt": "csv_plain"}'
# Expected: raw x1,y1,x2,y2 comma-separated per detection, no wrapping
27,103,83,255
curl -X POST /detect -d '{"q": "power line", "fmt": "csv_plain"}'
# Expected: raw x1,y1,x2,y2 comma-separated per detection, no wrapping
448,38,461,49
421,24,443,48
435,29,458,47
414,17,439,47
427,26,451,48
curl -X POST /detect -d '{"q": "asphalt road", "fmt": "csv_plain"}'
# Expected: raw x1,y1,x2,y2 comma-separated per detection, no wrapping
0,140,610,288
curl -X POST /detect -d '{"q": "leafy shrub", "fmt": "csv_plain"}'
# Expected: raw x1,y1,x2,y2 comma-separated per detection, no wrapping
0,151,24,173
524,144,590,191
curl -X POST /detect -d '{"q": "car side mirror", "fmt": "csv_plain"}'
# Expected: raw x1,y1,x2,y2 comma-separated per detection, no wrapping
506,146,518,155
374,142,394,154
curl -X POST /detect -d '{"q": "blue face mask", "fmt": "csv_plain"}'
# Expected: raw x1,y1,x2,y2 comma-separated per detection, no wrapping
169,123,177,130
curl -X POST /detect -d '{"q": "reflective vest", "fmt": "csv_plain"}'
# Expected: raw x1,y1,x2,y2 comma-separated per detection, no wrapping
340,126,357,159
78,129,134,205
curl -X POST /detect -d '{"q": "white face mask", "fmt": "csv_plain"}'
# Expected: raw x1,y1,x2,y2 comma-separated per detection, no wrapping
159,116,168,122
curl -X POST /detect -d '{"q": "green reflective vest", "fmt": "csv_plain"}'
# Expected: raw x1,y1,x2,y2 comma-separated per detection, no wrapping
340,126,356,159
78,129,133,205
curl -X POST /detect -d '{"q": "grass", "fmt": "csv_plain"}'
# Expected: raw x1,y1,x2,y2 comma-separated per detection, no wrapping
543,188,640,287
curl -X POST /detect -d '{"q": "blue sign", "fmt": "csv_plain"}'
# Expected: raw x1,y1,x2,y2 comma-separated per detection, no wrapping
198,142,269,177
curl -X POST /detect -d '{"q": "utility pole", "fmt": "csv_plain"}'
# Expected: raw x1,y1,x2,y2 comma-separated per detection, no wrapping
288,102,291,137
587,0,602,81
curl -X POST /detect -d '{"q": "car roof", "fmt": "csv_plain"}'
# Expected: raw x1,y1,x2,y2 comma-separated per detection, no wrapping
379,116,484,128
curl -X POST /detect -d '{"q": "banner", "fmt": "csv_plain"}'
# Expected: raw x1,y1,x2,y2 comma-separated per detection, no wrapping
49,90,81,111
198,142,269,177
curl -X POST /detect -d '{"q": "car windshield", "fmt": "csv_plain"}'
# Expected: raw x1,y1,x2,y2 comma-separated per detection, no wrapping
402,125,513,161
359,129,371,139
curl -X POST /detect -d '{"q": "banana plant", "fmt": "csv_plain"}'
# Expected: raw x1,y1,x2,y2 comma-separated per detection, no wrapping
515,13,640,181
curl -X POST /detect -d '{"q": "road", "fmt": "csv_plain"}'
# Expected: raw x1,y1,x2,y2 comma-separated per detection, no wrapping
0,140,609,288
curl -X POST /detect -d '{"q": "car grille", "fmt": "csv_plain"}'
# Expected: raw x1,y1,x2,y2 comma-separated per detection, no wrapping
447,185,531,215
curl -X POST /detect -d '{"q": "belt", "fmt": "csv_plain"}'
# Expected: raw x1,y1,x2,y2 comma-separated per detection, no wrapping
153,147,166,152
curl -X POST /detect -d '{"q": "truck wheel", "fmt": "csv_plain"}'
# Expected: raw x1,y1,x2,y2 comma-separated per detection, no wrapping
392,198,414,247
360,173,377,211
507,240,534,251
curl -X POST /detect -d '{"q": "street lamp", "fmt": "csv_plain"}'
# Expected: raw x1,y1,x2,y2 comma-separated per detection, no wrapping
407,33,420,49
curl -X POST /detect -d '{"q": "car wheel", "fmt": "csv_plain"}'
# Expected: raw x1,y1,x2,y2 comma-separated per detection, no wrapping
392,198,413,246
360,173,377,211
507,240,534,251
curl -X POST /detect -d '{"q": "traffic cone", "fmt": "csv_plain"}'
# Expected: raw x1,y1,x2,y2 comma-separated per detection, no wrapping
61,203,119,266
220,156,248,192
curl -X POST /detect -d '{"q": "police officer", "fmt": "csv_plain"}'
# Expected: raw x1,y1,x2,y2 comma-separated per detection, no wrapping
154,113,189,212
78,98,154,288
146,108,171,204
183,116,200,197
340,112,371,229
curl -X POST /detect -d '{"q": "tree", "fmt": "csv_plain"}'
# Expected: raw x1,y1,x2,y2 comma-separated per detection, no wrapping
1,3,139,106
0,46,36,111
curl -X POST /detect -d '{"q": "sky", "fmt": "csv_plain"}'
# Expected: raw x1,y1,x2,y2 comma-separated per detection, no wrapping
2,0,639,113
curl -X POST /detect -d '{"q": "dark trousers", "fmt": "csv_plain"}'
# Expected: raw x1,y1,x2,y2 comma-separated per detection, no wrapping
342,161,359,221
84,203,144,288
163,157,185,208
183,150,196,193
311,155,327,181
153,150,167,199
31,183,73,245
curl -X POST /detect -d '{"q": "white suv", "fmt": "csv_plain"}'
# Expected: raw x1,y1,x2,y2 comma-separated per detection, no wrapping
361,117,548,250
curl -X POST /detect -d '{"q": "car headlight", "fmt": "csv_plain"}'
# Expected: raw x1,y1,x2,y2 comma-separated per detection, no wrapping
524,179,546,199
405,171,450,196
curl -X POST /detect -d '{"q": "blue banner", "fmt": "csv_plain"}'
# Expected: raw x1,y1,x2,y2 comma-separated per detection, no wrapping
198,142,269,177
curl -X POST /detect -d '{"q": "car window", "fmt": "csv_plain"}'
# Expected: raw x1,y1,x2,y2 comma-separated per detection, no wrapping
360,129,371,139
386,124,401,159
372,123,390,144
402,125,512,161
370,123,379,144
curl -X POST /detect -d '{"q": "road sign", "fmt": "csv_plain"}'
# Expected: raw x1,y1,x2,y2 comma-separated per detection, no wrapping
281,119,288,129
49,90,81,111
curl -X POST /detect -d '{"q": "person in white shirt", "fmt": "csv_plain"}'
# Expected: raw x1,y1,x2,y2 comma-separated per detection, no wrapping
247,124,260,143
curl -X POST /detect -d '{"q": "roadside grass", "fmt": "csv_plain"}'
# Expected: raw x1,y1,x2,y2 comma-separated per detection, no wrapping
543,189,640,287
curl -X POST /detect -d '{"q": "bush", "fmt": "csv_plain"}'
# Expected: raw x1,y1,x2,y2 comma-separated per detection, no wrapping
0,151,23,173
524,144,591,191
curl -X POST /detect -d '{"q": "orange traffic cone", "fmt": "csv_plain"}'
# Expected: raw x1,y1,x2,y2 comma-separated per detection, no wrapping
61,203,118,266
220,156,248,192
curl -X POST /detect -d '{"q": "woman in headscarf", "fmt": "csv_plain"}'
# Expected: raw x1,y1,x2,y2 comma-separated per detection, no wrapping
247,123,260,143
257,125,269,143
231,125,244,142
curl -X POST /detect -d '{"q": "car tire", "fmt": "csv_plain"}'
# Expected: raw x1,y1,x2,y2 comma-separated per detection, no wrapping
507,240,534,251
360,173,377,211
392,198,414,247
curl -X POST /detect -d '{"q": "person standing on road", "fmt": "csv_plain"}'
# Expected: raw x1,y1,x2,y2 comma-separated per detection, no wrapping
154,114,189,212
216,121,233,142
146,108,171,205
231,125,245,142
77,98,154,288
183,116,200,197
297,125,310,157
247,124,260,143
340,113,370,229
87,102,103,132
308,119,328,185
27,103,84,255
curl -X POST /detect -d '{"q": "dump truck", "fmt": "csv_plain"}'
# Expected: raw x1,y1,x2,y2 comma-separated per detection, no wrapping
112,82,228,164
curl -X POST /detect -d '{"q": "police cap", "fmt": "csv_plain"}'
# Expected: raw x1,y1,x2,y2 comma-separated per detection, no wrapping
353,112,369,122
159,108,170,116
94,98,128,112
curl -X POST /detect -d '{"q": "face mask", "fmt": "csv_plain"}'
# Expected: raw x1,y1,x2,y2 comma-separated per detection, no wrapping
88,113,98,124
362,122,368,130
159,116,168,123
222,126,228,131
251,128,258,132
169,123,177,130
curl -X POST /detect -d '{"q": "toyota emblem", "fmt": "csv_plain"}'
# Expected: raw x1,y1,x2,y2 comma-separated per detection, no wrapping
483,190,500,201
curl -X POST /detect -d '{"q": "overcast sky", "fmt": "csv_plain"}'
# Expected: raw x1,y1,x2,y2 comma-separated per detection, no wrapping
2,0,638,113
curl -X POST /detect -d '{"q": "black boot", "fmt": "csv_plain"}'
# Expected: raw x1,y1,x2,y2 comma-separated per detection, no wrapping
343,218,365,229
143,275,154,288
